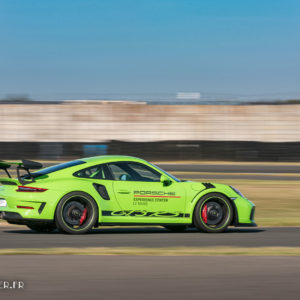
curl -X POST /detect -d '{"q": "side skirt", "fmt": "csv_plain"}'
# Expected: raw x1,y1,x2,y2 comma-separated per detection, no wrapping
99,222,191,226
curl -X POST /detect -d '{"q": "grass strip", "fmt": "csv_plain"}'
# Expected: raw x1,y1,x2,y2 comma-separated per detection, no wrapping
0,246,300,256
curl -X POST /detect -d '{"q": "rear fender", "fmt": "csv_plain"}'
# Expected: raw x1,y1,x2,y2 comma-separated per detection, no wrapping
54,190,101,223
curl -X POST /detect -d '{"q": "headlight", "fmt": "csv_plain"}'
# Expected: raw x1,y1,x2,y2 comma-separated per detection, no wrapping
230,186,245,198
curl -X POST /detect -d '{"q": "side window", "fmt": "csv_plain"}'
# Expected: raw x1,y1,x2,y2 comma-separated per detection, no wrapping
108,162,161,182
108,164,131,181
74,164,111,180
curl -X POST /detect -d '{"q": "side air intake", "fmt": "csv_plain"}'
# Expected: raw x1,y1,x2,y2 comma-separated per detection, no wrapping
93,183,110,200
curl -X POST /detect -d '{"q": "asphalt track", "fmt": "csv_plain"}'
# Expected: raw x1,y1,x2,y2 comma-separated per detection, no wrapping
158,163,300,174
1,256,300,300
1,226,300,248
158,163,300,180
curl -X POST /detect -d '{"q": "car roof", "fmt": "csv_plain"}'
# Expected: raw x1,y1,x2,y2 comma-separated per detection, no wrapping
81,155,147,165
31,156,152,179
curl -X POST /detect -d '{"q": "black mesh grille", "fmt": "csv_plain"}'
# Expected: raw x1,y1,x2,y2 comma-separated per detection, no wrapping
202,183,215,189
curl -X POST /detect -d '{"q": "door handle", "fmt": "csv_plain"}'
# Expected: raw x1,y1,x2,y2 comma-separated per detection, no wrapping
117,189,130,194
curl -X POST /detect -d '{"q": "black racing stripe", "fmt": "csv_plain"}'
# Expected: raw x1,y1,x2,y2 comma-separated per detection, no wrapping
102,211,112,216
101,210,190,218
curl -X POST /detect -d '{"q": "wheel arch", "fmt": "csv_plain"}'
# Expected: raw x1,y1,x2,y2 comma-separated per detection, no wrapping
191,191,238,226
54,190,101,224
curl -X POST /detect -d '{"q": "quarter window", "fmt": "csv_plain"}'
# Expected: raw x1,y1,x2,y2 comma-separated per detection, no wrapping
74,164,111,180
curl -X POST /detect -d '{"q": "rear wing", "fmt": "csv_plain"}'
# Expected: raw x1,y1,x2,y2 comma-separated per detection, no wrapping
0,160,43,185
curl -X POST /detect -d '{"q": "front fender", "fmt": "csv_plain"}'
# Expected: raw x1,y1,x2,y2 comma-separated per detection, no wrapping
188,184,240,225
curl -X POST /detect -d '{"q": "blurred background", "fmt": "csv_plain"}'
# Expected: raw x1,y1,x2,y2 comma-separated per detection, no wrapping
1,0,300,161
0,99,300,162
0,0,300,226
1,3,300,299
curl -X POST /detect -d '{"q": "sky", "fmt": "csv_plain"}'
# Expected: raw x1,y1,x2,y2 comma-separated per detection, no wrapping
0,0,300,100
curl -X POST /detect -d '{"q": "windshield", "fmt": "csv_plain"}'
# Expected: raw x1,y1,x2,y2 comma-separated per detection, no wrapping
149,163,181,182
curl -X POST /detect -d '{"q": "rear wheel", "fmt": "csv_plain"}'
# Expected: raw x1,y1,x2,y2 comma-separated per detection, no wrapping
194,193,233,233
27,223,56,233
164,225,187,232
55,192,98,234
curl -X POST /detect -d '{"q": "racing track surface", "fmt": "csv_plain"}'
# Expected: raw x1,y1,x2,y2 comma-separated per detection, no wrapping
1,256,300,300
158,163,300,180
1,226,300,248
158,163,300,174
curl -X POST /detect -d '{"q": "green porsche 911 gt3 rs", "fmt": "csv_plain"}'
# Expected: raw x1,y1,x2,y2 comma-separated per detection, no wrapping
0,156,256,234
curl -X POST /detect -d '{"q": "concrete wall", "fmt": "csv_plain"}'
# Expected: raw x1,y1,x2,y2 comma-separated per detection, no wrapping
1,141,300,161
0,101,299,142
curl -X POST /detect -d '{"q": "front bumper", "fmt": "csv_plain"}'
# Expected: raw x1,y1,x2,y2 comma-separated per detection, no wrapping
235,206,257,226
232,197,257,227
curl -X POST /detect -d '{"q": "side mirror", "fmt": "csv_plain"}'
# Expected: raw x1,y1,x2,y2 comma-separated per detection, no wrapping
160,175,172,186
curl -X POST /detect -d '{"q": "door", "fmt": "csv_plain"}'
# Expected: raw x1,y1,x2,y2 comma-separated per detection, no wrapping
108,161,187,223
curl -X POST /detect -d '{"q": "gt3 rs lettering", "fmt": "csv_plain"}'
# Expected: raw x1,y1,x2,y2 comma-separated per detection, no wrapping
111,210,147,217
102,210,189,218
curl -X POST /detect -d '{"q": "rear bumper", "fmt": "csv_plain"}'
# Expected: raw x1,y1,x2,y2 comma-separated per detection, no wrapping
0,211,52,225
0,194,53,220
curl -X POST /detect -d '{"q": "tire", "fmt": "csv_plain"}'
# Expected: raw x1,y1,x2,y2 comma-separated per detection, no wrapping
55,192,98,234
27,223,56,233
164,225,187,232
193,193,233,233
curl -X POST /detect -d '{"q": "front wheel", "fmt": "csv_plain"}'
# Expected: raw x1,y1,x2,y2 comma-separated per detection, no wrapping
55,192,98,234
193,193,233,233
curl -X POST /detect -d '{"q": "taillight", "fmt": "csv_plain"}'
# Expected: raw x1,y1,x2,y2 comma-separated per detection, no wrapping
17,206,34,209
16,186,48,192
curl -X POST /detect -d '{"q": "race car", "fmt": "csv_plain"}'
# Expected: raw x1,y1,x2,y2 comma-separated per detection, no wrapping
0,156,256,234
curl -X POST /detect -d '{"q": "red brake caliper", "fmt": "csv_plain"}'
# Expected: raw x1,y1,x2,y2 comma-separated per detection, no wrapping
79,208,88,225
202,204,208,223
